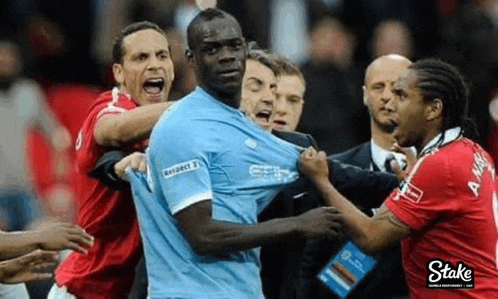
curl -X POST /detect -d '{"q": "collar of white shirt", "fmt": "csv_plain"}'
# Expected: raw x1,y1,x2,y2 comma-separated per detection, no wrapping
370,139,415,172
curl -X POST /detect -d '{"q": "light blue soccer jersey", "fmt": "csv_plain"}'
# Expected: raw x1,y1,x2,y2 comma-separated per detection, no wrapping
129,87,301,299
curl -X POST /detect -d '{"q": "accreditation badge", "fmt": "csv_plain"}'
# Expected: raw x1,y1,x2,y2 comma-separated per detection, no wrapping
317,242,377,298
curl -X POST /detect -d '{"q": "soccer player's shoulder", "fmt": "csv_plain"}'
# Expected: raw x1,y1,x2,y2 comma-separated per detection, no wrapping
418,139,477,183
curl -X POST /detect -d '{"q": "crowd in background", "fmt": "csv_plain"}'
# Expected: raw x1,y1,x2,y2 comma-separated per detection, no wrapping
1,0,498,297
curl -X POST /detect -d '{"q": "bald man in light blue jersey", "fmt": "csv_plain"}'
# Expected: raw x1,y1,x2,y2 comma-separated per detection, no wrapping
127,8,341,299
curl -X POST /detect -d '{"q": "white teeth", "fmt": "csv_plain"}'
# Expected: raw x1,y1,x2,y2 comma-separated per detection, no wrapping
146,78,164,83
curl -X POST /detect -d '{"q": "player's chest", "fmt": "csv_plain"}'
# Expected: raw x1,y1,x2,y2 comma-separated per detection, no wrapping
208,135,298,190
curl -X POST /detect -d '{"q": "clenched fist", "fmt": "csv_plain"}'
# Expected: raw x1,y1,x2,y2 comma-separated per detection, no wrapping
299,147,330,183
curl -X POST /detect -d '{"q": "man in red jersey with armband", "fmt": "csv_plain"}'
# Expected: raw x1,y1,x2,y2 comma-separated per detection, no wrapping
300,59,498,298
48,21,175,299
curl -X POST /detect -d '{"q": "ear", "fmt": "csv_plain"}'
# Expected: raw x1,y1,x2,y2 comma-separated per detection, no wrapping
113,63,124,86
362,85,368,106
426,98,443,121
185,49,195,69
168,59,175,83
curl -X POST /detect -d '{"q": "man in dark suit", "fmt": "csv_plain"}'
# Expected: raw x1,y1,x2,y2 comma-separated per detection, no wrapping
240,48,399,299
299,54,413,299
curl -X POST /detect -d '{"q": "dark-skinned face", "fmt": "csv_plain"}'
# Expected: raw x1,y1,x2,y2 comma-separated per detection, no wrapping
188,17,246,99
390,69,428,148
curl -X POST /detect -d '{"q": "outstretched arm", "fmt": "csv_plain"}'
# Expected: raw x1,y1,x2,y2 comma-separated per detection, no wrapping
0,223,94,260
175,200,342,256
300,147,410,253
94,101,172,147
327,158,399,210
0,250,58,284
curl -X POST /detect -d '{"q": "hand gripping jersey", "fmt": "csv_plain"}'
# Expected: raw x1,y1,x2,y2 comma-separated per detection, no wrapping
55,88,146,298
130,87,301,299
386,128,498,298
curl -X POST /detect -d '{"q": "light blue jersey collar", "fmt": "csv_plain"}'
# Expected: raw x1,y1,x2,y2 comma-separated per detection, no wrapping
195,87,245,118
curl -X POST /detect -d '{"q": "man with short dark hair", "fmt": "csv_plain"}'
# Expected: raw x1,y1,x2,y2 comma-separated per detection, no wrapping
271,56,306,132
127,9,342,299
48,21,175,299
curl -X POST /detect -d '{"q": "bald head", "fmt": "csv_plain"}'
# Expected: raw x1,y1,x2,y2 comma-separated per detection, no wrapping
363,54,412,133
364,54,411,86
186,8,241,51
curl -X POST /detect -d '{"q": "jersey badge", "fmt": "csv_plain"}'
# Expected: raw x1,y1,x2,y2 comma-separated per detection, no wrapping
163,159,200,179
245,138,257,149
399,180,424,203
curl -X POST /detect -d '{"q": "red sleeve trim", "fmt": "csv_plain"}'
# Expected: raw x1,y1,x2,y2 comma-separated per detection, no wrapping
385,194,420,230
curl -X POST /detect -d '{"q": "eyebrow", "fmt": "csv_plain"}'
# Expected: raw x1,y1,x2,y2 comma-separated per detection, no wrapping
370,82,385,87
392,87,404,95
157,48,170,55
202,37,243,46
246,77,263,85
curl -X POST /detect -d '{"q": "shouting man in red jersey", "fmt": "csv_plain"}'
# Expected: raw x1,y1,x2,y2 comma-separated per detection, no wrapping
48,21,175,299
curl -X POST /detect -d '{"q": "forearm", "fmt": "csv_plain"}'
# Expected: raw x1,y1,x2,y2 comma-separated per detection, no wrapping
0,256,21,281
0,231,40,260
189,217,301,256
313,177,378,252
95,101,171,146
177,200,340,256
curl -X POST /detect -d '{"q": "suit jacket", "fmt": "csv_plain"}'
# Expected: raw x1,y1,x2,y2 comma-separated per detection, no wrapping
331,141,372,169
299,141,408,299
258,130,316,299
261,133,399,299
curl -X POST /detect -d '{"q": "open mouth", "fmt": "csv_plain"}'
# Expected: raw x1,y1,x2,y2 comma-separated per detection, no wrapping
143,78,165,95
272,119,287,130
255,109,272,125
388,119,399,133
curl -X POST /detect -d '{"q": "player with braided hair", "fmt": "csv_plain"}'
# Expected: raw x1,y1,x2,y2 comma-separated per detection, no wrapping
300,58,498,298
409,59,479,145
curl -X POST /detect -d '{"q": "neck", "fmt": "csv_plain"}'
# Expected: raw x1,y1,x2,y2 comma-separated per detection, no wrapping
417,126,443,154
200,84,240,109
216,92,240,109
371,121,397,151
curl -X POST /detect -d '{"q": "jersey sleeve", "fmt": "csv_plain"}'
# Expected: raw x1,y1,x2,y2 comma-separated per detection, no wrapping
385,154,456,232
75,99,126,173
147,121,212,215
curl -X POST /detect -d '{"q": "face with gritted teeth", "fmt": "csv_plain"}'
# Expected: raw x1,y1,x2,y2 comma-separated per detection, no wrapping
240,59,277,130
113,29,175,106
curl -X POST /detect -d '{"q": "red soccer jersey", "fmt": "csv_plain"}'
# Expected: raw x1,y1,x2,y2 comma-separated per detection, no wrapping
55,88,147,298
386,137,498,298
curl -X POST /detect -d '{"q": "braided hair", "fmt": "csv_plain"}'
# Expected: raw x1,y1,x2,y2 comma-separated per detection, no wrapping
410,58,479,144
